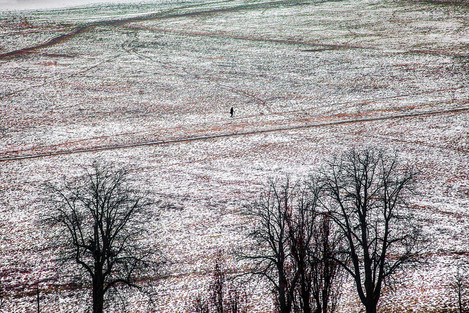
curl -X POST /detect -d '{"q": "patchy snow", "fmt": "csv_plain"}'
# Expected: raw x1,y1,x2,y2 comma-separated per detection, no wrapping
0,0,468,311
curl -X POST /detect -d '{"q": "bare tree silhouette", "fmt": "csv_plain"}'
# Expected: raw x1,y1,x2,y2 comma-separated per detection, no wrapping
321,147,422,313
43,161,162,313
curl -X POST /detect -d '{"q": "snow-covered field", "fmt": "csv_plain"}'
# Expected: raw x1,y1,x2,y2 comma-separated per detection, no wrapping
0,0,468,311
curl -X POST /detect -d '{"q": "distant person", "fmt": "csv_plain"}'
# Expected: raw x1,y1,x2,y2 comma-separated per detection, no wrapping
230,107,234,118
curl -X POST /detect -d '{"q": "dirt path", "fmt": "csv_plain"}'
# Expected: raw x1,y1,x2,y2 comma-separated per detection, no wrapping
1,106,467,162
0,0,310,60
0,25,90,59
3,0,467,60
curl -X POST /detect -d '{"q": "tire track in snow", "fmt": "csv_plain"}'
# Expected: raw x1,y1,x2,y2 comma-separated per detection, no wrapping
118,18,469,59
0,0,310,60
0,25,90,59
1,106,468,162
5,85,462,158
4,0,466,61
0,56,119,100
120,30,272,112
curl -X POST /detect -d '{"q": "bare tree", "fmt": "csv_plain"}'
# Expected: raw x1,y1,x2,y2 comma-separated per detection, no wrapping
320,147,421,313
211,251,226,313
43,161,162,313
242,177,343,313
308,213,343,313
242,178,299,313
285,179,343,313
192,250,248,313
285,184,316,313
453,261,469,313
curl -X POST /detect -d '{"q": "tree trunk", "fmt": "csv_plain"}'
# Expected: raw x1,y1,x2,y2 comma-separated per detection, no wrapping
36,285,40,313
321,289,328,313
277,276,288,313
92,274,104,313
299,278,311,313
364,300,378,313
277,251,292,313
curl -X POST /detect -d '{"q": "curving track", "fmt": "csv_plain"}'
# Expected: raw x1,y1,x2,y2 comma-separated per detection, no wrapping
0,0,311,60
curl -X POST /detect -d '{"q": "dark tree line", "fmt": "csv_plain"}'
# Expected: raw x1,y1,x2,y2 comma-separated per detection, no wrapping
36,147,437,312
243,147,423,313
